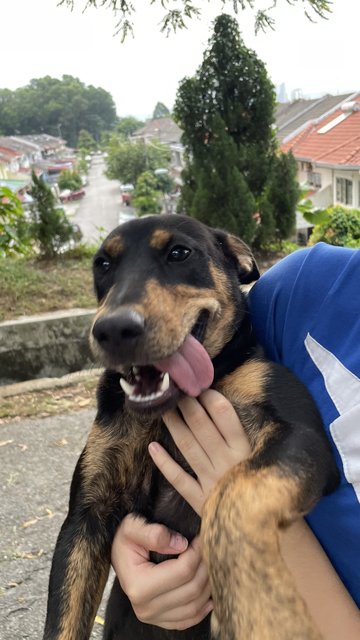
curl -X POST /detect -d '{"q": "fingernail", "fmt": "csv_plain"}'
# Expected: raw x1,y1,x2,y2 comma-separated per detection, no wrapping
170,533,188,551
148,442,160,455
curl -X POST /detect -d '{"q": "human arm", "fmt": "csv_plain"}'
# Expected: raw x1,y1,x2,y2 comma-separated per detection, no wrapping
148,391,360,640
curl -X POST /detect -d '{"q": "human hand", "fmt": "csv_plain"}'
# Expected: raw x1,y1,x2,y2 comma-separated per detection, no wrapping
111,514,213,630
149,389,251,516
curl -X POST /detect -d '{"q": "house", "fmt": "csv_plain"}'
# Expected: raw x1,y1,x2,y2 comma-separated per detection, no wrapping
132,117,182,146
275,92,357,144
132,117,185,190
281,95,360,211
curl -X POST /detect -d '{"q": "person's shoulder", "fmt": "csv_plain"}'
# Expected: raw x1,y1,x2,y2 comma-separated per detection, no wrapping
252,242,358,301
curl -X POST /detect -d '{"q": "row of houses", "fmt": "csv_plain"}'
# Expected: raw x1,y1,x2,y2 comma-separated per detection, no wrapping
133,93,360,224
0,134,76,202
2,92,360,222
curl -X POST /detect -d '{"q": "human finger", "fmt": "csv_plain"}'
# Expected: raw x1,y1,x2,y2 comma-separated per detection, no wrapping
199,389,251,455
135,551,211,627
118,513,188,557
113,526,204,604
149,441,204,514
163,406,214,471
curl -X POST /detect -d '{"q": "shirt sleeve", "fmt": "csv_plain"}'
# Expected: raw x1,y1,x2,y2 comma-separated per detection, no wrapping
248,248,311,363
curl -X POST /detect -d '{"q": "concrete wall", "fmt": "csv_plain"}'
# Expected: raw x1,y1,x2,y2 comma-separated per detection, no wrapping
0,308,96,385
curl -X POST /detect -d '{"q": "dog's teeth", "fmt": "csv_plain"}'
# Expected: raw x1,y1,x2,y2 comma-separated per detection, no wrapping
160,372,170,392
120,378,136,396
133,366,140,374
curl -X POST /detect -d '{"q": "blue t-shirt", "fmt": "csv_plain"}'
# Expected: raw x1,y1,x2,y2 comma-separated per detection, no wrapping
249,242,360,607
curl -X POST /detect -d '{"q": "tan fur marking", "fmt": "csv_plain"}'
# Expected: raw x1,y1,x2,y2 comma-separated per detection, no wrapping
81,419,161,499
136,278,222,360
149,228,171,249
226,234,255,274
218,359,269,404
201,466,322,640
104,235,123,257
58,536,109,639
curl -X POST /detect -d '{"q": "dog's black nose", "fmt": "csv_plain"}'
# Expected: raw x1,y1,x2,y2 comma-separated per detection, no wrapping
92,310,145,350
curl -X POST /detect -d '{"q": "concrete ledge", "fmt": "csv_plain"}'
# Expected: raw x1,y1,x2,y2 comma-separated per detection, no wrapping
0,308,96,385
0,367,103,398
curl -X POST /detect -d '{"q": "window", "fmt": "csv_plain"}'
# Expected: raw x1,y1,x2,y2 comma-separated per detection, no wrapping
308,172,322,188
336,177,353,205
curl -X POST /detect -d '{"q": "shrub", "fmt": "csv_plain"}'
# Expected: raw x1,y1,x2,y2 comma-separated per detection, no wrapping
58,169,83,192
309,205,360,248
0,187,33,257
30,172,78,258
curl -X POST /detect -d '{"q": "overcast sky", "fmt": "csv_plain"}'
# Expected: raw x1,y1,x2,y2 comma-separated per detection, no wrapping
1,0,359,120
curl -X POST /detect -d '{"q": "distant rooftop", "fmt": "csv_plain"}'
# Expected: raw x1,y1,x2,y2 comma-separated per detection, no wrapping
132,117,182,145
281,96,360,168
275,93,358,142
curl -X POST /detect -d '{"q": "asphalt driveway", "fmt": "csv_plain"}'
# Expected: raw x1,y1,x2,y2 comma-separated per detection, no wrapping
0,408,113,640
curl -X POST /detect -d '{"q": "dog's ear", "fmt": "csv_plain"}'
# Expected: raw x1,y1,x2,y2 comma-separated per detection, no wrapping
215,230,260,284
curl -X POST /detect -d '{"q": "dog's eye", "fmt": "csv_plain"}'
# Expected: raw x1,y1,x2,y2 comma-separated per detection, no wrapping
94,256,111,273
167,245,191,262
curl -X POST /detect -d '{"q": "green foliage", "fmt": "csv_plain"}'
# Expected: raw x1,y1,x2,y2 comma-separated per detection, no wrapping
58,1,331,40
260,151,300,243
58,170,83,192
309,206,360,248
132,171,162,216
0,187,32,257
174,14,290,245
105,135,171,185
155,171,175,194
77,129,97,152
186,115,257,243
152,102,171,119
116,116,144,138
0,76,117,147
30,171,77,258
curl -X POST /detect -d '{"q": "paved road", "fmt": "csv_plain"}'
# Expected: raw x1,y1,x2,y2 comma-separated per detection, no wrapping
70,156,123,246
0,408,113,639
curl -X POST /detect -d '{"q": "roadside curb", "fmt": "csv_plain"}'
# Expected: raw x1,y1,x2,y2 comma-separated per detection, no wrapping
0,367,103,398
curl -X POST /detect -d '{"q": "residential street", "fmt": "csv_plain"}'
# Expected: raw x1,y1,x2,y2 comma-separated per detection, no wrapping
69,155,122,246
0,407,113,639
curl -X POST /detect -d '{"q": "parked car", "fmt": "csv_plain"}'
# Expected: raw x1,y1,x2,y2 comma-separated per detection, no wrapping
59,188,86,203
120,183,134,206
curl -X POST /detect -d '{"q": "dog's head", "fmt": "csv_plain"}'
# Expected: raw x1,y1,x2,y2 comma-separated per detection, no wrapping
91,214,259,414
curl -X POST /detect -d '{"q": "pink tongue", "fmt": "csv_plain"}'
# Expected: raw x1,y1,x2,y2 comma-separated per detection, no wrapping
154,335,214,397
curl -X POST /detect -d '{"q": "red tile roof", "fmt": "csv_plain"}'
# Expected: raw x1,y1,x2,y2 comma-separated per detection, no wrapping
281,98,360,168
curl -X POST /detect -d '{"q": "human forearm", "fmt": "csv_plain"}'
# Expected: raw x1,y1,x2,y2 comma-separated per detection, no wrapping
281,519,360,640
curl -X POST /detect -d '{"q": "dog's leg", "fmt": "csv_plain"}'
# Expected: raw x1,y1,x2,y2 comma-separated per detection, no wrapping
203,365,339,640
43,423,125,640
202,462,322,640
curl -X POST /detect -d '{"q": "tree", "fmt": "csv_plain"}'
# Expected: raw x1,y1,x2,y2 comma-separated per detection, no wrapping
254,151,299,247
77,129,97,153
105,135,170,185
267,151,300,242
0,76,117,147
152,102,171,119
116,116,144,138
181,114,257,242
174,14,282,244
132,171,162,216
59,1,331,39
30,172,76,258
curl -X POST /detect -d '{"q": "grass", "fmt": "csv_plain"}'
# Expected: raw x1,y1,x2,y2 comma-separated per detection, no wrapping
0,248,96,322
0,243,289,323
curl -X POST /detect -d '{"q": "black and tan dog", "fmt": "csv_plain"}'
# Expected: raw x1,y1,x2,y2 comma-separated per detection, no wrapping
44,214,338,640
